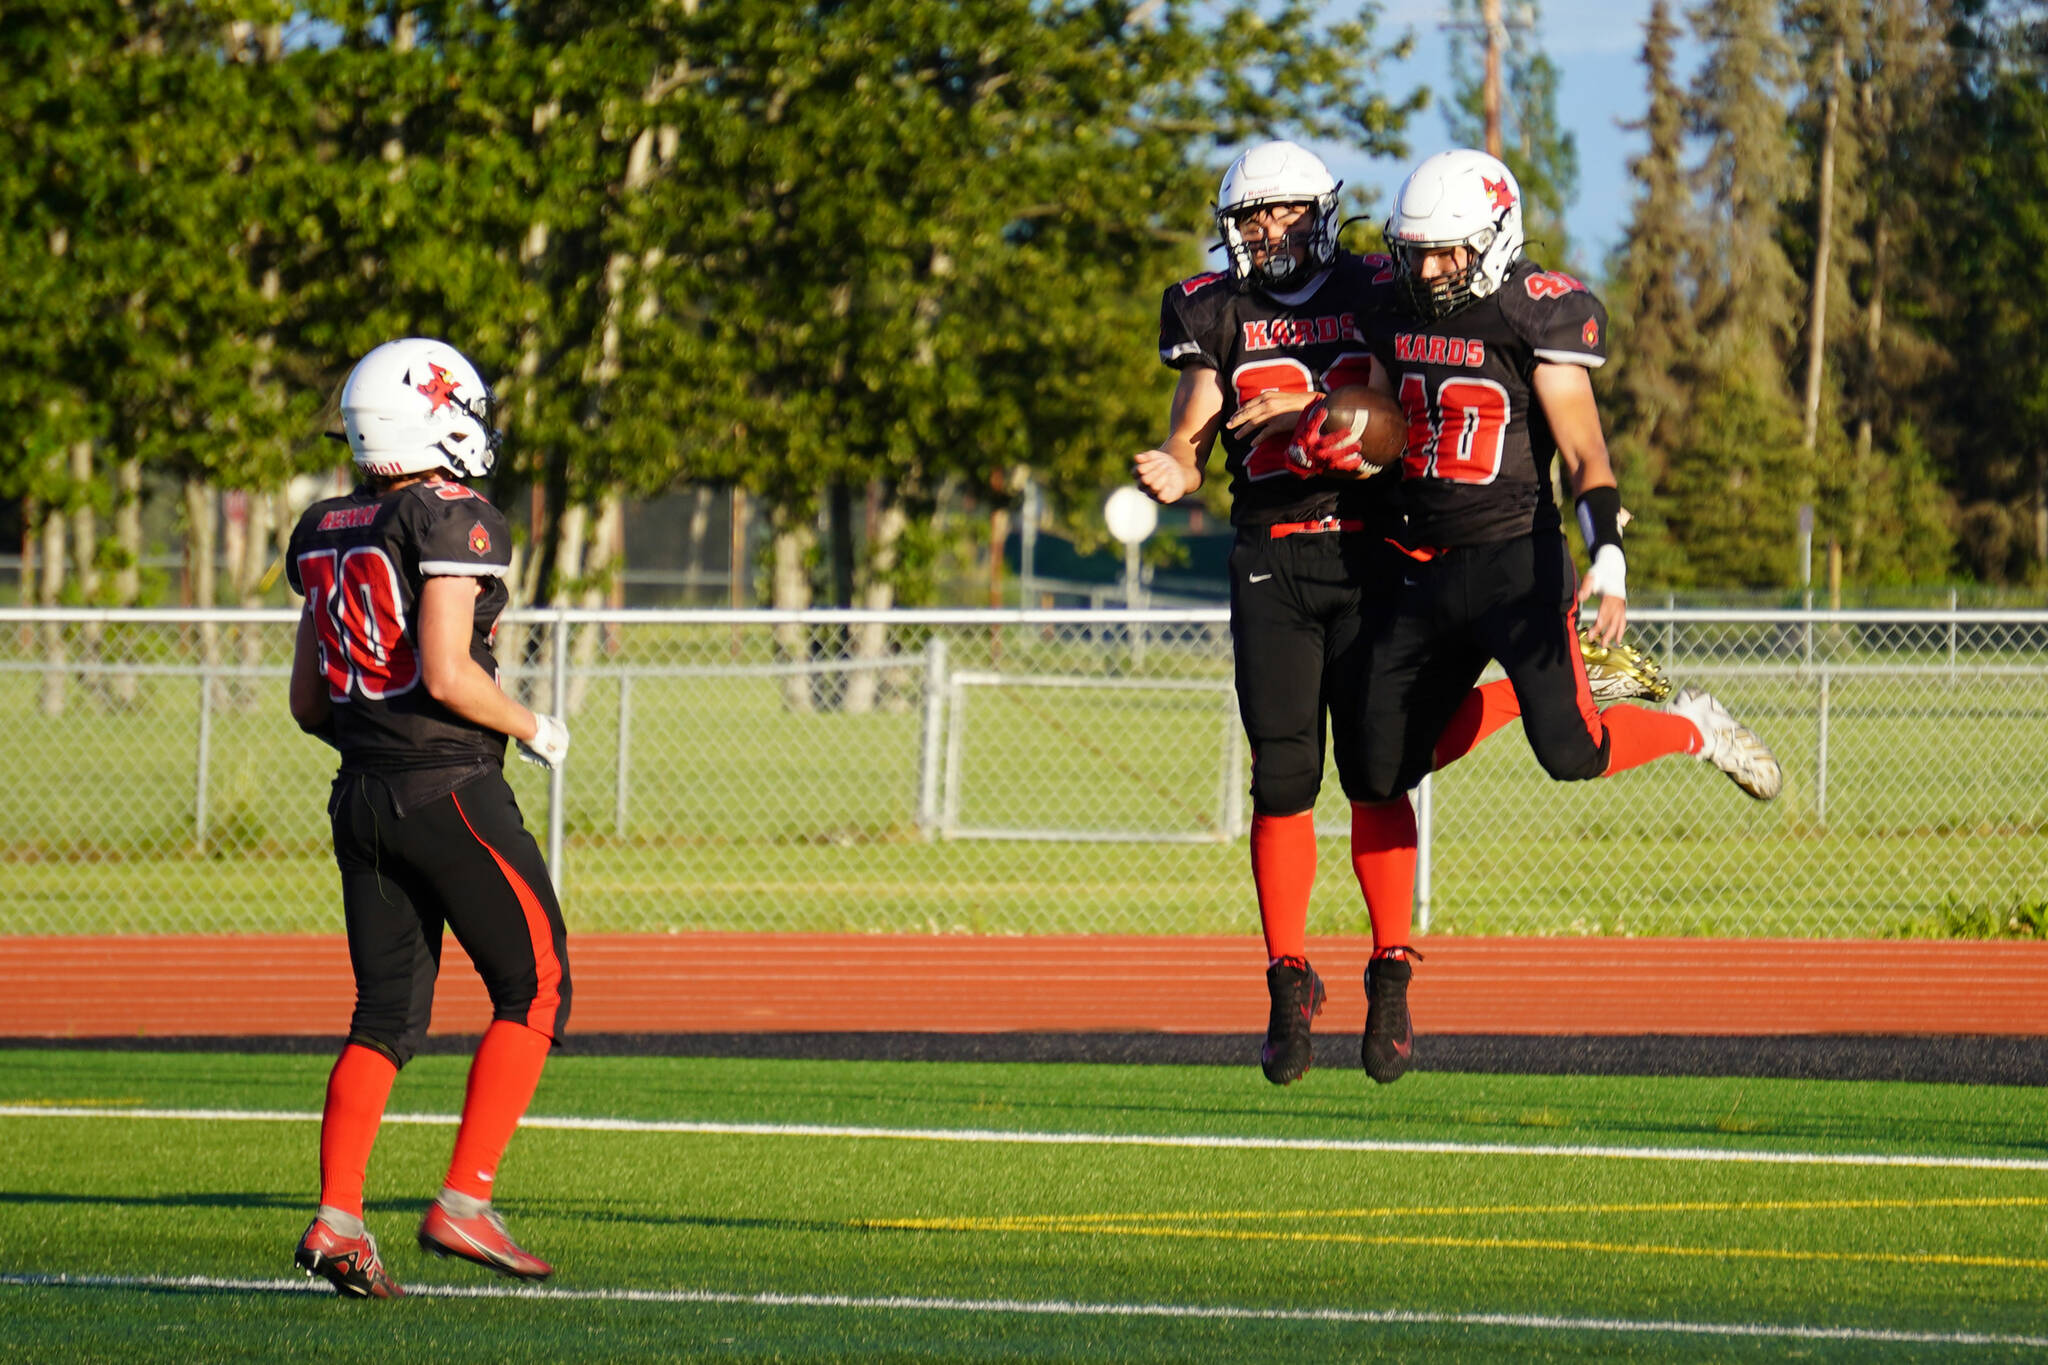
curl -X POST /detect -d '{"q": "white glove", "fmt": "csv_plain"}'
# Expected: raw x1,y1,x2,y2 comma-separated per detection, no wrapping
1582,544,1628,604
516,713,570,770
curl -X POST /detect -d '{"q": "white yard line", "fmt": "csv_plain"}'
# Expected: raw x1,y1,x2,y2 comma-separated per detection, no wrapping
2,1271,2044,1350
4,1103,2047,1171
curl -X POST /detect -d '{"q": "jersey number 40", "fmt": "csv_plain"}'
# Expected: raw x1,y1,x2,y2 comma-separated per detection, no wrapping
297,547,421,700
1399,373,1511,485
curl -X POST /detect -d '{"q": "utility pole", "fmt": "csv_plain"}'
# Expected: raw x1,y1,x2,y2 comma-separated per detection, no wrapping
1483,0,1505,160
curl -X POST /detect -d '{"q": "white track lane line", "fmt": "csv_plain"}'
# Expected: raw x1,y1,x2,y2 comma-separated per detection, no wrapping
4,1104,2048,1171
3,1272,2045,1349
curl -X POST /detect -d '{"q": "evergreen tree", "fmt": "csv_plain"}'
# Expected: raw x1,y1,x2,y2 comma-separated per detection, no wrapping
1661,0,1812,588
1600,0,1699,585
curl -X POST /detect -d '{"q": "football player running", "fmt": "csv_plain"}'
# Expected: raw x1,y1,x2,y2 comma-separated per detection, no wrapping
1134,141,1535,1088
287,338,570,1297
1340,150,1782,1085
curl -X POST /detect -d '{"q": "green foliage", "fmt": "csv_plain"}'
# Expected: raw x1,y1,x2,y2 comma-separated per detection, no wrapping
0,0,1421,606
1657,374,1812,588
1891,894,2048,940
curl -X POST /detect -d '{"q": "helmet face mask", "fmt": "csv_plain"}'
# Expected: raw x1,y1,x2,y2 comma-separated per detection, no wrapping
1216,141,1341,292
340,338,503,481
1384,149,1525,321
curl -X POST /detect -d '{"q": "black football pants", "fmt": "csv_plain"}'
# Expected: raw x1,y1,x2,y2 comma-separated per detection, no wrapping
329,768,572,1067
1229,524,1393,816
1356,530,1608,802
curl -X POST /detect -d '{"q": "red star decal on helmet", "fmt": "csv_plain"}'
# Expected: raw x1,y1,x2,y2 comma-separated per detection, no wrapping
1482,175,1516,212
416,363,461,413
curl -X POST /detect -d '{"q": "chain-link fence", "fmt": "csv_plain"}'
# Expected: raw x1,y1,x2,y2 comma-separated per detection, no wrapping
4,606,2045,939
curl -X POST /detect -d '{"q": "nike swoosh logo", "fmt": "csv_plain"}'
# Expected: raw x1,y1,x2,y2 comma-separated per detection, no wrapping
1248,573,1273,583
1392,1034,1412,1059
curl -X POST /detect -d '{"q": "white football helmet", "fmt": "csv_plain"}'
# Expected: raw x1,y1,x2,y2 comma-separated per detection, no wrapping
1384,148,1526,320
340,338,501,479
1216,140,1341,291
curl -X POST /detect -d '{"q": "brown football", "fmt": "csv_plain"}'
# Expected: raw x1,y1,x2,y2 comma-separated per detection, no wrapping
1321,383,1409,469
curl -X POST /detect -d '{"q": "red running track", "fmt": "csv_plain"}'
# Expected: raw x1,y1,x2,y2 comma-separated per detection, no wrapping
3,935,2046,1038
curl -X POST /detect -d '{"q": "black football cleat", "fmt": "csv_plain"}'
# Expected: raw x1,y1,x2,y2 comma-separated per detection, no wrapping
1362,950,1417,1084
1261,956,1327,1085
295,1216,404,1299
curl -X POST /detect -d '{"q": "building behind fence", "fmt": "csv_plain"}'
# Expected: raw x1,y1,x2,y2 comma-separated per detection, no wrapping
4,607,2045,940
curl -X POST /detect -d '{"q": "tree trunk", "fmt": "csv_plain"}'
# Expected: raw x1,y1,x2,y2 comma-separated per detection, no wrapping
683,484,713,600
567,490,623,714
184,478,222,709
769,501,815,713
1801,36,1844,455
37,498,67,716
844,486,907,716
67,439,107,703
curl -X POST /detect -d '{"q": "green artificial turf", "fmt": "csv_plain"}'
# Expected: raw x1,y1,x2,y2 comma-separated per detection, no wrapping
4,1050,2048,1361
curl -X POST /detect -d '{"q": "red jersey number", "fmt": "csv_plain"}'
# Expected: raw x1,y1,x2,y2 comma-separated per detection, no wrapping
1398,373,1511,486
1234,352,1378,480
297,547,421,701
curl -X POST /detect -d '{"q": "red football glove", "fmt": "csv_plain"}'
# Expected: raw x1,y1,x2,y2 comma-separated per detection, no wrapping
1284,395,1365,479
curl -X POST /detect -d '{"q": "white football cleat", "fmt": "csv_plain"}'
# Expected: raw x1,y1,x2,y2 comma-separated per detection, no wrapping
1667,686,1782,801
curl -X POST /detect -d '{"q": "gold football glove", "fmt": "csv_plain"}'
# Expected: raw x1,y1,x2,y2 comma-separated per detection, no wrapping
1578,626,1674,704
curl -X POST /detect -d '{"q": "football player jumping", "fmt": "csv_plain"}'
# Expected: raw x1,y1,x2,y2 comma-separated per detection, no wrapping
1134,141,1554,1088
286,338,571,1297
1339,149,1782,1084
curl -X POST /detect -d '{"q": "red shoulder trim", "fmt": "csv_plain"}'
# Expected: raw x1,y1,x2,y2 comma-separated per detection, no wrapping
1178,271,1228,296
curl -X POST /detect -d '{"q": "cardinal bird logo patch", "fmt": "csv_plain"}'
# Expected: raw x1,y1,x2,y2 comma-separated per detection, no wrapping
469,522,491,556
1482,175,1517,212
417,363,461,413
1583,317,1600,348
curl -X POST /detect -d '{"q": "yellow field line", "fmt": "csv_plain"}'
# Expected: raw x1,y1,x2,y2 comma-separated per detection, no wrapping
942,1195,2048,1223
857,1218,2048,1271
853,1197,2048,1272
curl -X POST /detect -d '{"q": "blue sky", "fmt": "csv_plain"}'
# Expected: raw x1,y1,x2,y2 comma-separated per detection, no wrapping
1319,1,1700,274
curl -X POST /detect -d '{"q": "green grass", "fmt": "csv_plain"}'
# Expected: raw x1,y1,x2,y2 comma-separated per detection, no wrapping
5,1049,2048,1361
6,641,2048,937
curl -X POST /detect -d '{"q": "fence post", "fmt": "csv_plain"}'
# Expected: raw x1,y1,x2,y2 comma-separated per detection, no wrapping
1948,587,1959,682
1815,669,1830,828
1220,688,1245,841
194,668,213,853
547,609,568,891
916,638,949,839
1415,771,1434,935
613,670,633,838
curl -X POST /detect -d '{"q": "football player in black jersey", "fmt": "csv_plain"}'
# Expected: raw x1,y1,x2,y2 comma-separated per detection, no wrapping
287,338,570,1297
1135,141,1527,1088
1339,150,1782,1083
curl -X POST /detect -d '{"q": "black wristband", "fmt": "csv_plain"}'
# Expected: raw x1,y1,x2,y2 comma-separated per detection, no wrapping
1575,485,1624,554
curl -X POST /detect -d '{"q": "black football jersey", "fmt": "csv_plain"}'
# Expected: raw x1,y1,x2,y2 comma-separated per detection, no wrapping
1368,258,1609,547
286,477,515,772
1157,253,1402,530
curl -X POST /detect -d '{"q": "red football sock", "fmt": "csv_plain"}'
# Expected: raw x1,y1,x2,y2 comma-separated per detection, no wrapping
1250,810,1317,963
1599,703,1702,776
319,1043,399,1220
1350,799,1418,951
443,1020,554,1202
1433,679,1521,771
